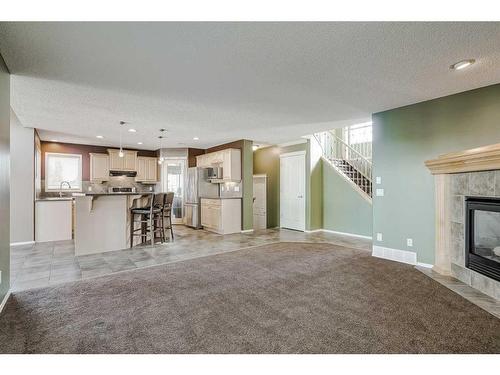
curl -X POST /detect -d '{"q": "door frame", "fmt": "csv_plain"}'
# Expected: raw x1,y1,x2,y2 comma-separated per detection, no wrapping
161,156,188,224
253,174,267,230
279,150,306,232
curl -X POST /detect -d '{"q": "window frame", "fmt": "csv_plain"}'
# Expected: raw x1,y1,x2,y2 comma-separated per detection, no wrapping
44,152,83,192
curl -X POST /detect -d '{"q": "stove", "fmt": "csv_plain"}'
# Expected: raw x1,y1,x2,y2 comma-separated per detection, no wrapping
108,187,136,193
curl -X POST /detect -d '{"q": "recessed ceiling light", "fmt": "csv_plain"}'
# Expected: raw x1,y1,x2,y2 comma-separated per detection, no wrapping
450,59,475,71
128,128,137,133
96,135,104,139
193,137,199,141
137,142,143,145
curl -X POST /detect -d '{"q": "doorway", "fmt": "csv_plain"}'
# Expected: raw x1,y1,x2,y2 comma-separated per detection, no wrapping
279,151,306,231
253,174,267,230
161,158,187,224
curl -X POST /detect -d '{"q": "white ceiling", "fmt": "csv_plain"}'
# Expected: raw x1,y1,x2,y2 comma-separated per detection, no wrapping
0,22,499,150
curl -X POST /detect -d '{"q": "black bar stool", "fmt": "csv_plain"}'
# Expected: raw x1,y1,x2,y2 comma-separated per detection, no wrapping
162,192,175,241
130,193,163,247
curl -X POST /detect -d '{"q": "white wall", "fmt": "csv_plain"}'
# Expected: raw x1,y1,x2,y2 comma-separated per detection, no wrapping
10,110,35,243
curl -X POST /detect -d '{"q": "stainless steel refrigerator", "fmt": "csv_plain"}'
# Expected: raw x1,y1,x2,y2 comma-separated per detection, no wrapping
185,167,219,228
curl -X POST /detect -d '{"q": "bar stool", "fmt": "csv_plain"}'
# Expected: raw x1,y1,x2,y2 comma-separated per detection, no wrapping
130,193,163,247
162,192,175,241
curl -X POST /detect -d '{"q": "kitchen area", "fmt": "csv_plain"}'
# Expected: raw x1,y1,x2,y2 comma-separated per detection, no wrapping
33,138,246,256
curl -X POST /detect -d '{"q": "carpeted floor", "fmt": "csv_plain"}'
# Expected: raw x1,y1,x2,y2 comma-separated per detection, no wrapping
0,242,499,353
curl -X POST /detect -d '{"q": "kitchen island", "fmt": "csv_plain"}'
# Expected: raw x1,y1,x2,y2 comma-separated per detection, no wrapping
74,192,152,255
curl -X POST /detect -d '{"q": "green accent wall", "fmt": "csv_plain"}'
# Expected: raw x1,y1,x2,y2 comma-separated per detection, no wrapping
253,141,310,229
322,159,372,237
0,53,10,304
373,84,500,264
241,139,254,231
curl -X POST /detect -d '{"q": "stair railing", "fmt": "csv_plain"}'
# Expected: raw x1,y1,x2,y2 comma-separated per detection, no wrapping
315,131,372,183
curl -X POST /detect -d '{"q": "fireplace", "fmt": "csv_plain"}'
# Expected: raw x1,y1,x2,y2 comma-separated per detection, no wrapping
465,196,500,282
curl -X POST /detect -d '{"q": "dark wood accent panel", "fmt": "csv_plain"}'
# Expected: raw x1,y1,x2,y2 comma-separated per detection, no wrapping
40,141,157,180
205,140,245,154
187,148,205,167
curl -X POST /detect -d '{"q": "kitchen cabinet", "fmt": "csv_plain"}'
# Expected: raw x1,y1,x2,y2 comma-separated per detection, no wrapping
35,199,73,242
89,153,110,182
136,156,158,183
196,148,241,181
201,198,241,234
108,149,137,171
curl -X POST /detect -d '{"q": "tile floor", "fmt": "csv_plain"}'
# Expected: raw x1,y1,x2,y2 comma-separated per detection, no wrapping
10,225,372,291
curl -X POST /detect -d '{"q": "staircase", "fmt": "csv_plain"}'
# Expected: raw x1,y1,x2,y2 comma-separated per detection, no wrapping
314,130,372,201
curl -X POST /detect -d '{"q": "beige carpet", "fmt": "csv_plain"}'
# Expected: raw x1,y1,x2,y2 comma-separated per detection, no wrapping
0,242,498,353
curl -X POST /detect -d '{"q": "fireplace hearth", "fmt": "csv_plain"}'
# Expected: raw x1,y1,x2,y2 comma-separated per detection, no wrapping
465,196,500,282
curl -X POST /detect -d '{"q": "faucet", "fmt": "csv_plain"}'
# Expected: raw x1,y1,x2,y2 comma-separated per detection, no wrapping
59,181,71,197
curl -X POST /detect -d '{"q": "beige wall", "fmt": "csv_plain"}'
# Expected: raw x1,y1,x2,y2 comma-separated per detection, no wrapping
10,111,35,243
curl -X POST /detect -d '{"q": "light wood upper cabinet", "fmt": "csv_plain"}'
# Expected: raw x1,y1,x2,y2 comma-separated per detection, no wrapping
195,148,241,181
90,153,109,182
135,156,158,183
108,149,137,171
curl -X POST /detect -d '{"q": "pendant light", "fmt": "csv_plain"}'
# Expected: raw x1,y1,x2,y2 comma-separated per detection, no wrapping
118,121,126,158
158,128,166,165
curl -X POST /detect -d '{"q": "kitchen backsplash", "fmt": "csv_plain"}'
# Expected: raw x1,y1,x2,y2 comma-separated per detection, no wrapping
39,176,155,197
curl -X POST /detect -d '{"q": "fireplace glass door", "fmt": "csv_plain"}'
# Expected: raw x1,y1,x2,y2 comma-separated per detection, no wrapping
465,197,500,281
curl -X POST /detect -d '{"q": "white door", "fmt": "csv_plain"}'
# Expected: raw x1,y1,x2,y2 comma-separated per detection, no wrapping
280,152,306,231
161,158,187,224
253,175,267,230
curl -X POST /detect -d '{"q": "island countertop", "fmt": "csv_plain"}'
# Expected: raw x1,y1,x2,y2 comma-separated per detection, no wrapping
73,192,153,196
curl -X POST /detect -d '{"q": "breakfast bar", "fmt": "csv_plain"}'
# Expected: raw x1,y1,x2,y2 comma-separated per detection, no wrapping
74,193,152,256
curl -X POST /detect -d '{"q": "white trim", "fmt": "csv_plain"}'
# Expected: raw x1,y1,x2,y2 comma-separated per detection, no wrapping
372,245,417,266
320,229,372,240
277,139,307,148
417,262,434,269
305,229,322,233
10,241,35,246
253,174,267,179
241,229,254,233
0,290,11,314
279,150,306,158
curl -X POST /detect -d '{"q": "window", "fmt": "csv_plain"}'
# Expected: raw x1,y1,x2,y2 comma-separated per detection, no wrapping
345,122,372,145
45,153,82,191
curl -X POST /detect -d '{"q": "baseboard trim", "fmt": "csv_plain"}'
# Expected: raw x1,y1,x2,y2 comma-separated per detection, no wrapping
241,229,254,233
305,229,372,240
417,262,434,269
10,241,35,246
0,290,11,315
320,229,372,240
372,245,417,266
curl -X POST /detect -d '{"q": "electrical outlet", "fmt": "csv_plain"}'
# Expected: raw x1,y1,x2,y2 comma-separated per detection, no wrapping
376,188,384,197
376,176,382,184
407,238,413,247
376,233,383,242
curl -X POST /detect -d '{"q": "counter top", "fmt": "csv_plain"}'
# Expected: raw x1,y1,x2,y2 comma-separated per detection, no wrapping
73,192,154,197
36,197,75,202
200,197,242,200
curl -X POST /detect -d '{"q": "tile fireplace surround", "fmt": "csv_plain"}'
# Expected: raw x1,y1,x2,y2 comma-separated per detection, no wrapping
426,143,500,300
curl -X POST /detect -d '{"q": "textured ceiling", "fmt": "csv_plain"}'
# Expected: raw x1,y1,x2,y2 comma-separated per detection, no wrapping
0,22,499,149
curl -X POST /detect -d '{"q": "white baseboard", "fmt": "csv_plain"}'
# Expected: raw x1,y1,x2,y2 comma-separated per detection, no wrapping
0,290,11,314
10,241,35,246
320,229,372,240
241,229,254,233
416,262,434,269
372,245,417,265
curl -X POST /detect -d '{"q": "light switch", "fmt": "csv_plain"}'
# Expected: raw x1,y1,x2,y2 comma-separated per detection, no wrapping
376,188,384,197
407,238,413,247
376,176,382,184
0,270,2,285
376,233,383,242
235,186,240,192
